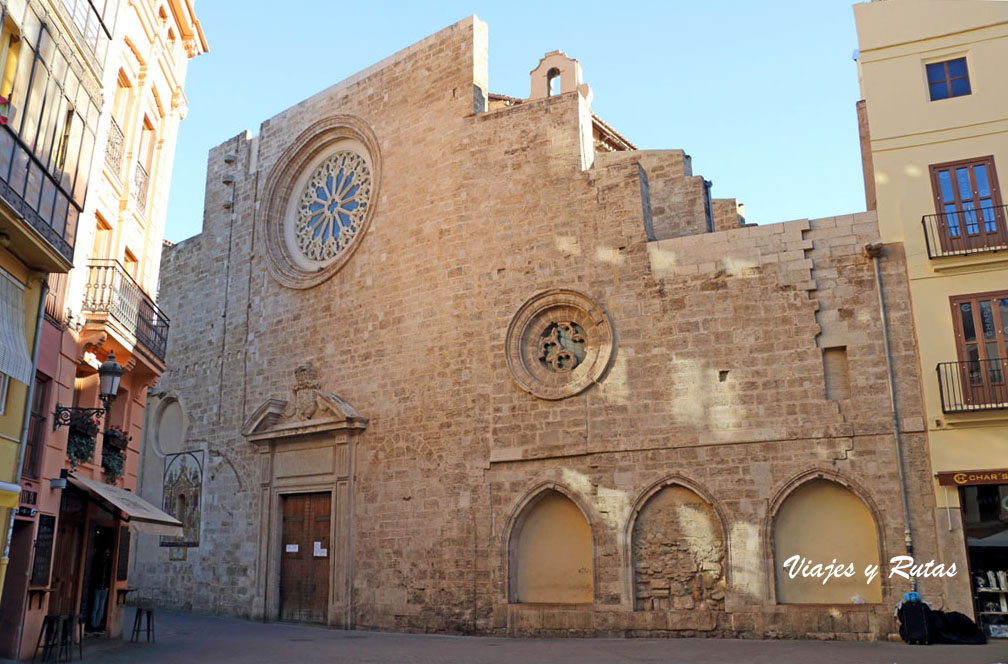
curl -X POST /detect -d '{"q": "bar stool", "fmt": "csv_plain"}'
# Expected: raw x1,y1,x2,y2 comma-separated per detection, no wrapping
31,614,62,662
60,614,83,661
130,600,155,643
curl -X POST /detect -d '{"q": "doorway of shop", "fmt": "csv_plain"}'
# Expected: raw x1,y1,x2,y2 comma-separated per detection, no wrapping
962,483,1008,638
80,525,116,633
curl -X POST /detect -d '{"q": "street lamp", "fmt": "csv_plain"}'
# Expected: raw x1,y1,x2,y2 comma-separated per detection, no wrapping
53,351,123,429
97,351,123,410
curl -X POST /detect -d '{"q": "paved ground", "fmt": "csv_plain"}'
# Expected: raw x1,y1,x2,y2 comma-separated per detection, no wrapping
12,611,1008,664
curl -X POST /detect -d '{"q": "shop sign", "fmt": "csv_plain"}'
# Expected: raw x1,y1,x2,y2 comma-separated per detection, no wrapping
936,469,1008,486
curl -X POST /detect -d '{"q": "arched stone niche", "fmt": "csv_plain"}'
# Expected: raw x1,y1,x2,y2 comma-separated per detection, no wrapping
772,477,882,604
630,483,726,611
154,398,185,457
507,488,594,604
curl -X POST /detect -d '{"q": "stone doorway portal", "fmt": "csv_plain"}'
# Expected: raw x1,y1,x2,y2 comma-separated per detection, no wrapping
242,364,368,627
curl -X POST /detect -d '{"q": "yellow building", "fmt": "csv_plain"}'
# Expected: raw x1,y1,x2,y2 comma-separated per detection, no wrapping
0,0,204,658
0,0,98,610
855,0,1008,638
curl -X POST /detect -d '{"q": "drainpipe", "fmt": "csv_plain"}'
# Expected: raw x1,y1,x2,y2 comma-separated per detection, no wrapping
864,243,916,591
0,276,47,598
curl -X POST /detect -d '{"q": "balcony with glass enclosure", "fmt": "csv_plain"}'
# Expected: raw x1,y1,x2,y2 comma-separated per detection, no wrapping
0,3,106,270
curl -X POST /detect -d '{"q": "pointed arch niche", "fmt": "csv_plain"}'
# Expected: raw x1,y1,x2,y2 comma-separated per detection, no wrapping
772,477,882,604
506,487,594,604
629,481,727,611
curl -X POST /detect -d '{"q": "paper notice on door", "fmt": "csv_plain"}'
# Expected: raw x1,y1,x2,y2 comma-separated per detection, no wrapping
313,541,327,557
285,544,298,553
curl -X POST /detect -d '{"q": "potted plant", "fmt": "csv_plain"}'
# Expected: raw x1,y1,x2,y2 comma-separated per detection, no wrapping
66,413,101,469
104,425,131,449
101,445,125,483
102,425,131,483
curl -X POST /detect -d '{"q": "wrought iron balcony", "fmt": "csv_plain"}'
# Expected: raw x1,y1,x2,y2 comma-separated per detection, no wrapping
922,204,1008,258
81,260,169,361
105,117,124,174
937,358,1008,413
134,162,149,211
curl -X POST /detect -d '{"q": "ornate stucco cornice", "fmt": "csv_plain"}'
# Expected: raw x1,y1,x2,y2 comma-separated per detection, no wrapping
241,364,368,444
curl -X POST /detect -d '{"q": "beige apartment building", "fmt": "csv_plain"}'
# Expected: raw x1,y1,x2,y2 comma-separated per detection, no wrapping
855,0,1008,639
132,16,953,640
0,0,205,658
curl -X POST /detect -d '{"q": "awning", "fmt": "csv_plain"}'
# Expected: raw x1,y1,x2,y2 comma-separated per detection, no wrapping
68,475,183,537
0,480,20,509
0,268,33,385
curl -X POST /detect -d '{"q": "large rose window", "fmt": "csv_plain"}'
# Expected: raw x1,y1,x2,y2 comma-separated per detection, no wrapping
259,116,381,290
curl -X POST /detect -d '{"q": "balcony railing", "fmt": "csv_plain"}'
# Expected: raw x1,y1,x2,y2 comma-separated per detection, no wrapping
937,358,1008,413
82,260,169,361
105,117,124,174
134,162,149,211
922,204,1008,258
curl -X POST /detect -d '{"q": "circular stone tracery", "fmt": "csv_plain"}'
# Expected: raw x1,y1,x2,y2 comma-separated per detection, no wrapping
506,289,614,400
295,151,371,262
538,321,586,372
259,115,381,290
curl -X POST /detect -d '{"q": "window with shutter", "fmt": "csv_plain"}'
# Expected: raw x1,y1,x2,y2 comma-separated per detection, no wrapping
929,157,1006,254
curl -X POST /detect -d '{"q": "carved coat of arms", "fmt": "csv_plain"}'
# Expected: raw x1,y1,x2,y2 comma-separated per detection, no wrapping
285,363,322,420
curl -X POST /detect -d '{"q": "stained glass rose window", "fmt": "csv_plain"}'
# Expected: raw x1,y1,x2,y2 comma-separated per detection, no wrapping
294,151,372,262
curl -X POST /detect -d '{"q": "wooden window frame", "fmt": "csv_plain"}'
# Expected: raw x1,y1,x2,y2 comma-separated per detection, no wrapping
23,372,50,478
926,57,971,101
138,115,155,172
123,247,138,280
91,212,112,260
950,290,1008,406
930,156,1006,253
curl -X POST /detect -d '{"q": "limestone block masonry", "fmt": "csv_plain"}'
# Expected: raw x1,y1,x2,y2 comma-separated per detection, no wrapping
133,17,954,639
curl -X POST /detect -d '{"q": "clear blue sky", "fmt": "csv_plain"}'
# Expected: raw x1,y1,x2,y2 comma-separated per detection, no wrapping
164,1,865,242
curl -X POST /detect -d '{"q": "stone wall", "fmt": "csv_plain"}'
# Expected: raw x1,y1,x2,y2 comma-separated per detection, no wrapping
632,485,726,612
133,16,959,640
711,198,744,232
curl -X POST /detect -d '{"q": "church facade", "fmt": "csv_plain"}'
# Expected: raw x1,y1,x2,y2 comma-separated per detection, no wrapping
132,17,961,638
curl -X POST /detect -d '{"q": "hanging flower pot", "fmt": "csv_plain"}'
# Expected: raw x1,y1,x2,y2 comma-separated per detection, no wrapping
66,412,102,469
66,431,96,469
104,425,131,449
101,445,126,483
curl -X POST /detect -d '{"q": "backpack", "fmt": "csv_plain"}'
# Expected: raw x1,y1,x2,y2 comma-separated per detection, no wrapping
898,600,935,645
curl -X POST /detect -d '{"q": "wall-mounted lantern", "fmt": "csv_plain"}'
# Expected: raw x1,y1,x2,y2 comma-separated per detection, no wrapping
53,351,123,429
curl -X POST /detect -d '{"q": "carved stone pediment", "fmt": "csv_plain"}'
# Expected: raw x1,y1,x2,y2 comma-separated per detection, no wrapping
241,364,367,444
